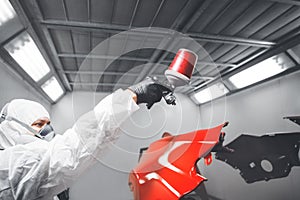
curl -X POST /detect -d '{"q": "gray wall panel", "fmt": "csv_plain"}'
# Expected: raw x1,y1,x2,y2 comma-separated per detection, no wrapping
199,71,300,200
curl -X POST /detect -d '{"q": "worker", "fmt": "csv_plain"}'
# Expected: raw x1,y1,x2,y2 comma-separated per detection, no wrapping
0,77,172,199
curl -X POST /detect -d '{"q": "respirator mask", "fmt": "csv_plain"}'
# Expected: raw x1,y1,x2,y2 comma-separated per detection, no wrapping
34,123,56,142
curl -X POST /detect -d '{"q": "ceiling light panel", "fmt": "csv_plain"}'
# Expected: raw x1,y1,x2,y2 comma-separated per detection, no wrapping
0,0,16,26
41,76,64,102
4,32,51,82
192,83,229,104
229,55,290,89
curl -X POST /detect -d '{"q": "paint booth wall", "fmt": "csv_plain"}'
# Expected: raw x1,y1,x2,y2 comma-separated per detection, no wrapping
50,90,202,200
198,71,300,200
0,60,51,112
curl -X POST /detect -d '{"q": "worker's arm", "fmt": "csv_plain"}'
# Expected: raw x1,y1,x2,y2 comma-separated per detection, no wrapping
129,89,138,103
47,89,140,194
0,89,139,199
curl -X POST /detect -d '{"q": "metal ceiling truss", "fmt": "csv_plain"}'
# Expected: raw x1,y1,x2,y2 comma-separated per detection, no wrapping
17,0,72,92
40,20,275,48
0,47,55,102
266,0,300,6
182,0,300,94
135,0,218,84
57,53,237,67
69,82,129,87
3,0,68,103
64,70,213,81
287,48,300,64
187,28,300,95
37,0,275,91
0,28,26,46
61,0,82,90
7,0,299,96
135,0,228,86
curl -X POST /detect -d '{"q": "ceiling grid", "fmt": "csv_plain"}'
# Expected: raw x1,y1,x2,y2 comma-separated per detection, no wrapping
0,0,299,101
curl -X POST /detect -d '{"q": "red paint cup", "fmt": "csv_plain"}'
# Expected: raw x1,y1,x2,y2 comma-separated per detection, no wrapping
165,49,198,87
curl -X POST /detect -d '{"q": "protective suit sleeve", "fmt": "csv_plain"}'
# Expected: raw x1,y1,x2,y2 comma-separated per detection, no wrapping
0,89,139,200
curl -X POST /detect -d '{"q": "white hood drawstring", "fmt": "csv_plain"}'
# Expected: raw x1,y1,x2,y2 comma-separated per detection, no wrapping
0,99,50,149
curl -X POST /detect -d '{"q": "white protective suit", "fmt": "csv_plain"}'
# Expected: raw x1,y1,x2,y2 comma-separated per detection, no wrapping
0,89,139,200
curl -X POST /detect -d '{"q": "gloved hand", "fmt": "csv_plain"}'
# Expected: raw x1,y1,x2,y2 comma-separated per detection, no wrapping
129,77,175,109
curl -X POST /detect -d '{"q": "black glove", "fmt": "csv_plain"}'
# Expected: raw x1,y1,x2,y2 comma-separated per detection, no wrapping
129,77,176,109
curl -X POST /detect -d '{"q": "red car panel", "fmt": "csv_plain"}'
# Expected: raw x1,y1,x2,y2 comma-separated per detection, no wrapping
129,123,226,200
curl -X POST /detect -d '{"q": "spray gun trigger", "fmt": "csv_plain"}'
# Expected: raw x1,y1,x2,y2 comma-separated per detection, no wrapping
162,92,176,105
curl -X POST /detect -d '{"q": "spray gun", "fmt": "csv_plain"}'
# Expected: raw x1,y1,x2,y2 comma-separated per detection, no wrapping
131,49,197,109
159,49,198,106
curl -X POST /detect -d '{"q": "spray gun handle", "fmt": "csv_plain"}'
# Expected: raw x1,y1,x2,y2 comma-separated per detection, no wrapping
162,92,176,105
154,78,176,106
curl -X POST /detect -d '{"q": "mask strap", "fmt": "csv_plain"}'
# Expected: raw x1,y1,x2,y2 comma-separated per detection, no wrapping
0,103,9,123
11,116,44,139
0,104,53,140
6,116,38,134
0,105,39,136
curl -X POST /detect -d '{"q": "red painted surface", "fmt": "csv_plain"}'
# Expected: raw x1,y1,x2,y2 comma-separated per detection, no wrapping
129,123,226,200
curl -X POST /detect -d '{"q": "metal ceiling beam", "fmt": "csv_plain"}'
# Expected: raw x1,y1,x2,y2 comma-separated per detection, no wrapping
64,70,140,76
120,0,140,54
57,53,237,67
40,20,275,48
87,0,91,23
64,70,166,78
149,0,166,26
181,0,212,33
64,70,213,80
0,28,26,46
16,0,72,92
69,78,211,87
7,0,70,103
41,20,167,35
0,47,54,103
287,48,300,64
61,0,84,90
58,53,149,62
173,59,236,67
187,32,275,47
120,0,152,85
266,0,300,6
163,60,237,67
69,82,129,87
129,0,140,28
